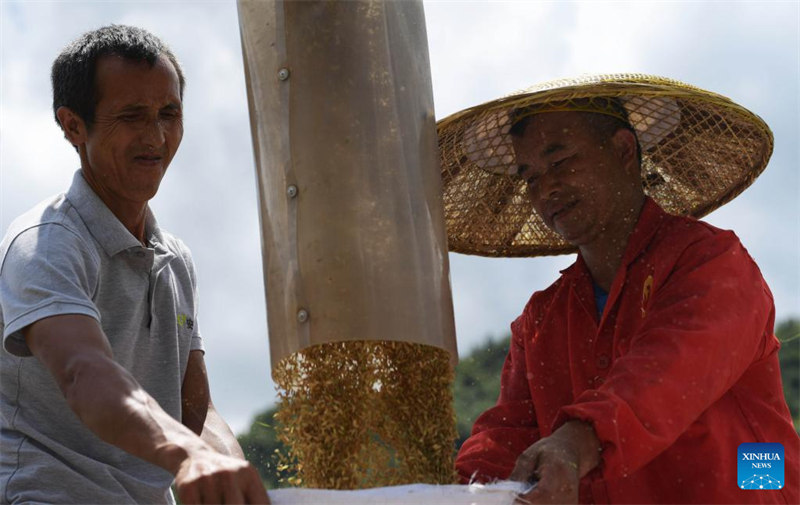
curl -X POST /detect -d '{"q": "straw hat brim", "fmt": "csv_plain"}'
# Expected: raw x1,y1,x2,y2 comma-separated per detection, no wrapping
437,74,773,257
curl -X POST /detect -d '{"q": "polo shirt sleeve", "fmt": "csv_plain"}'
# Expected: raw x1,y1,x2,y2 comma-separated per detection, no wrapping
553,229,775,481
177,242,204,353
1,223,100,357
455,301,541,483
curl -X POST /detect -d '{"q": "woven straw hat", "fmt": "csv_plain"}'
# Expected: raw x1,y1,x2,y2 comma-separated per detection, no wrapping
437,73,773,257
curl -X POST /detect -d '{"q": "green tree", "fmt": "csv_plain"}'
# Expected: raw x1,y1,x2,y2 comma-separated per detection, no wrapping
237,407,293,489
776,318,799,422
452,334,510,449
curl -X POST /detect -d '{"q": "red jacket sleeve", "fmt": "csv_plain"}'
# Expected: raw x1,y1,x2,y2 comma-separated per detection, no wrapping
554,229,776,480
455,304,541,483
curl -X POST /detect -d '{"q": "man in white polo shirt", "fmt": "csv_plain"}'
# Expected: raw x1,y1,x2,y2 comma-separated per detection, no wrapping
0,25,269,504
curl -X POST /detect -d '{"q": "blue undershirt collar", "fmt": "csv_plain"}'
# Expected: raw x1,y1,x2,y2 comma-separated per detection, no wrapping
593,282,608,320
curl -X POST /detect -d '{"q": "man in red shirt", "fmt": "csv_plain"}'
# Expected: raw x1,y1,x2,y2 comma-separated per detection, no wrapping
439,76,799,504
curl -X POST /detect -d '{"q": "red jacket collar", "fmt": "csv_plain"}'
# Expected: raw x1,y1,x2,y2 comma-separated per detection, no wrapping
559,197,669,282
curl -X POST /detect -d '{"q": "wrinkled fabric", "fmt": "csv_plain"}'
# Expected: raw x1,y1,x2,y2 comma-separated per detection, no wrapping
268,481,528,505
456,198,799,504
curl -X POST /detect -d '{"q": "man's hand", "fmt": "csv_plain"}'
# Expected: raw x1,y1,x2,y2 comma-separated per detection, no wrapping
174,450,269,504
509,420,600,504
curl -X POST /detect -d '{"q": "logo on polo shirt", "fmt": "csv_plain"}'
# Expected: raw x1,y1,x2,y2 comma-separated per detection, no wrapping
177,313,195,331
738,443,784,490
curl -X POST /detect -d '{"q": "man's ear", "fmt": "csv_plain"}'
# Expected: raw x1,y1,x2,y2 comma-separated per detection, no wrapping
611,128,639,171
55,107,88,147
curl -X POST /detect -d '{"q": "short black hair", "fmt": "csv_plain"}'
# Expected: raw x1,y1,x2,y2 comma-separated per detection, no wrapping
51,24,185,130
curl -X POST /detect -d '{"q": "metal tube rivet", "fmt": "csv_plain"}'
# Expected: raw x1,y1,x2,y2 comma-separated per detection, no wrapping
287,185,298,198
278,68,290,81
297,309,309,323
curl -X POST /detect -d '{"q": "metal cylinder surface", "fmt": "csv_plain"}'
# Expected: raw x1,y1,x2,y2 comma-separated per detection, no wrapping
238,0,457,370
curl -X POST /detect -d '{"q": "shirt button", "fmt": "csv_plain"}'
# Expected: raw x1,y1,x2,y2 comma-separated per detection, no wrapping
596,354,611,369
592,375,605,386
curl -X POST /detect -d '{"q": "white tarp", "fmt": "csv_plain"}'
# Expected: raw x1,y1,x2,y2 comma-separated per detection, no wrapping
268,481,532,505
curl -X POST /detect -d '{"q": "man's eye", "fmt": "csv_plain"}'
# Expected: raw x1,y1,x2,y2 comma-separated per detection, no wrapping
117,112,145,123
551,155,572,169
160,111,181,120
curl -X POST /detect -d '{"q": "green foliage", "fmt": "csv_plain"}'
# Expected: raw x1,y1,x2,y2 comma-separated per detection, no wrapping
452,334,510,449
238,319,800,482
236,407,293,489
776,319,799,422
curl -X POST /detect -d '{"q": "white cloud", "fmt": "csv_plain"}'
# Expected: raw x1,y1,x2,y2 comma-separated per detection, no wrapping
425,0,570,117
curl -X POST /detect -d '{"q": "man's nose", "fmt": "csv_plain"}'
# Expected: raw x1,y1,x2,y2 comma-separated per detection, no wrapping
536,169,561,199
141,118,166,147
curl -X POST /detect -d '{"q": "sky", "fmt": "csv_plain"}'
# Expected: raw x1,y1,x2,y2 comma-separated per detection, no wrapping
1,0,798,435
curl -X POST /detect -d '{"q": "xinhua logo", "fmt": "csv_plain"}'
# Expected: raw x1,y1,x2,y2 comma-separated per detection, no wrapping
738,443,784,490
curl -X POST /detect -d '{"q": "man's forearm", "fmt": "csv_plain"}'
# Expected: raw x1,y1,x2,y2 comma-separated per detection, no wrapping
64,353,269,503
200,405,246,459
64,351,210,475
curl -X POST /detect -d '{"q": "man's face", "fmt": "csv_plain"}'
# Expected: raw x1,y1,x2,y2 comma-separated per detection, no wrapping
81,53,183,206
512,111,639,248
